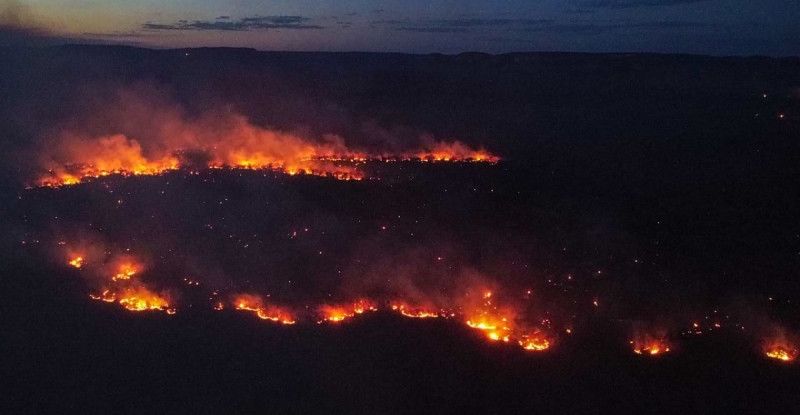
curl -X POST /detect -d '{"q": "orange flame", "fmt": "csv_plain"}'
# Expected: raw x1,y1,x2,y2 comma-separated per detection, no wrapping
91,286,174,314
233,294,296,324
68,256,84,268
460,290,551,350
519,334,551,351
112,263,138,281
630,335,671,356
764,335,797,362
317,299,378,323
89,289,116,303
37,122,498,188
766,347,796,362
117,287,171,312
390,303,442,318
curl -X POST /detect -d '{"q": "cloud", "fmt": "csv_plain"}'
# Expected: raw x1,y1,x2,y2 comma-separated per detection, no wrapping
0,0,49,44
396,26,469,34
527,20,709,35
579,0,711,9
375,18,554,34
0,0,36,28
141,15,323,32
81,31,145,38
565,9,596,14
0,0,103,46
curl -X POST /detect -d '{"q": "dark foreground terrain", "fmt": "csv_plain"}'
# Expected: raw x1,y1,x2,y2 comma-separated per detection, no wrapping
1,46,799,413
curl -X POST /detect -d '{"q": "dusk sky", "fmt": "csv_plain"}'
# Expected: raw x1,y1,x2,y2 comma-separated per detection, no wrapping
2,0,799,55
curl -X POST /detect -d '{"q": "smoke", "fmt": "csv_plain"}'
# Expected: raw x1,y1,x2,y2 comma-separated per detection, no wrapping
32,84,496,186
10,55,796,358
1,0,38,30
0,0,61,46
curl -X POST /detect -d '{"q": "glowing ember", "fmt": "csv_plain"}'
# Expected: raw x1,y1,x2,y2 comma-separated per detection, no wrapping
68,256,84,268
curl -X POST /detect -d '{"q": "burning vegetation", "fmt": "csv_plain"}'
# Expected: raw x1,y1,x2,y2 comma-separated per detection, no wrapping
74,254,175,315
234,294,296,325
28,95,795,360
317,300,379,323
68,256,84,268
31,90,497,188
51,240,800,359
35,124,496,188
630,330,672,356
66,247,561,352
763,332,798,362
766,347,796,362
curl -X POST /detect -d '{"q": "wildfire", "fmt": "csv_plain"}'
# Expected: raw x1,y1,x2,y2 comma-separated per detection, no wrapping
390,303,442,318
764,337,797,362
89,289,116,303
462,290,552,350
68,256,84,268
466,316,514,343
466,291,510,341
415,141,499,163
630,337,671,355
36,127,498,189
317,300,378,323
519,334,551,351
112,263,137,281
234,295,296,325
91,287,174,314
766,347,796,362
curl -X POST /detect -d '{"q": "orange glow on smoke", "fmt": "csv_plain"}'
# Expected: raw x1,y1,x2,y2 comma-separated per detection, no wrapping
466,317,513,343
465,290,512,342
57,239,800,360
462,290,551,350
119,287,173,313
234,294,296,324
37,123,498,188
67,249,562,352
416,141,499,163
112,263,138,281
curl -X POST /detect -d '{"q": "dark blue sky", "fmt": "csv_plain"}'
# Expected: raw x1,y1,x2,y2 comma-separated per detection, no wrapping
3,0,799,55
